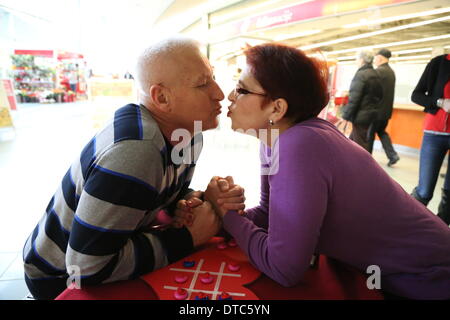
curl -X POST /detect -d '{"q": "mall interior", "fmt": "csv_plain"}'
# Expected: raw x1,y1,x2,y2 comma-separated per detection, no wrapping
0,0,449,300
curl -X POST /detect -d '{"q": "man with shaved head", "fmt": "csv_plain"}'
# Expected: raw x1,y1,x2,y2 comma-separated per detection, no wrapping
23,36,243,299
135,37,224,134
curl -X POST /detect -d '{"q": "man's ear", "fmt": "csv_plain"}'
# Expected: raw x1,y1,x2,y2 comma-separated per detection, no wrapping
271,98,288,123
149,84,171,112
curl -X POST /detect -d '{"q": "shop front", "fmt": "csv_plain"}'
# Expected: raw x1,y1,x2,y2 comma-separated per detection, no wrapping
11,49,88,104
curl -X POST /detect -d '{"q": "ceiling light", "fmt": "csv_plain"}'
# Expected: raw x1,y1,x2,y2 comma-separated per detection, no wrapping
336,56,355,61
392,47,432,55
393,60,430,64
301,15,450,50
343,7,450,28
337,61,357,65
275,29,321,41
389,54,431,61
323,34,450,55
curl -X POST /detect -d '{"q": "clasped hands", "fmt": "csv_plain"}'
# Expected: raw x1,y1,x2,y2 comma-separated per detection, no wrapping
172,176,245,247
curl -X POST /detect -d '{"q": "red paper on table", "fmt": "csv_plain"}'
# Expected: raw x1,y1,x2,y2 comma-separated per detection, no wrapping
141,237,261,300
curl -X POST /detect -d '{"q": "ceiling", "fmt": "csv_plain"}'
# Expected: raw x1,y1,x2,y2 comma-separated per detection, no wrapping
259,0,450,62
155,0,450,63
6,0,446,67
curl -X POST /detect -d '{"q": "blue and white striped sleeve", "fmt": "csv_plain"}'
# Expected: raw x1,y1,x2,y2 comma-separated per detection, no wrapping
66,140,194,285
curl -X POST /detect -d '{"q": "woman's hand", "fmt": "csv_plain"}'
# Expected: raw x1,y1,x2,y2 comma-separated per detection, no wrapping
204,176,246,218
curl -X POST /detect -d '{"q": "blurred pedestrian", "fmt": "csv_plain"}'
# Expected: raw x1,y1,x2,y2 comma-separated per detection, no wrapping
374,48,400,166
411,53,450,225
342,50,383,153
69,70,78,93
124,70,134,79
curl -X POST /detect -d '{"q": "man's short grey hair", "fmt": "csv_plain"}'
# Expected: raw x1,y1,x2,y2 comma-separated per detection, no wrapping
135,35,202,97
357,50,374,64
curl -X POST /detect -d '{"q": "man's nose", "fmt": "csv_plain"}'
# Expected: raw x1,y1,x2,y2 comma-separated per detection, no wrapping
212,80,225,101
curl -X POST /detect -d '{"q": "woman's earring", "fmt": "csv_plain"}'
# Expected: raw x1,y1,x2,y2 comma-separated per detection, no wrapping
269,119,274,126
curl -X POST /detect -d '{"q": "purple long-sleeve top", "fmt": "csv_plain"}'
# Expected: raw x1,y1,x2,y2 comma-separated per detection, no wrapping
223,118,450,299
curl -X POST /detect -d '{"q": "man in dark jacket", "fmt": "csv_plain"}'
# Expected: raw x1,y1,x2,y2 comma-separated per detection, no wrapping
342,50,383,153
374,48,400,166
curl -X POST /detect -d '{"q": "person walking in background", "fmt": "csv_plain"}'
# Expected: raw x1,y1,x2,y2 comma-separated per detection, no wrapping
374,49,400,167
68,70,78,93
411,53,450,226
342,50,383,153
124,70,134,79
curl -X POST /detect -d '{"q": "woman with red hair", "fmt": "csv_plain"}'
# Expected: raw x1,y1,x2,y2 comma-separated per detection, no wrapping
205,43,450,300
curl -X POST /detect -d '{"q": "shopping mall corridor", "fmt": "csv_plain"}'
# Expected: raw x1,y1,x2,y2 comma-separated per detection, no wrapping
0,101,445,300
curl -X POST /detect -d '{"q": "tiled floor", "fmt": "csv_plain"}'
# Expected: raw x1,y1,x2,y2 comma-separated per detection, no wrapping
0,101,446,300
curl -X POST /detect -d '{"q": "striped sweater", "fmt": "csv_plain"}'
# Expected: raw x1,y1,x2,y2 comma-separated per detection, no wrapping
23,103,201,290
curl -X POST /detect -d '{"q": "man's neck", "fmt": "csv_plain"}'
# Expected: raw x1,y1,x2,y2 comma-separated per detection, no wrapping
158,123,179,146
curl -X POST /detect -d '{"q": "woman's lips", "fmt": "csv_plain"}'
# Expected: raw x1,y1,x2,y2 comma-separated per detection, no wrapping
227,105,232,117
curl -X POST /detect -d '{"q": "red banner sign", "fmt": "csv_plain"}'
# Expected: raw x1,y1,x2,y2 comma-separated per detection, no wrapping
2,80,17,111
13,50,84,60
57,52,84,60
14,49,54,58
211,0,416,41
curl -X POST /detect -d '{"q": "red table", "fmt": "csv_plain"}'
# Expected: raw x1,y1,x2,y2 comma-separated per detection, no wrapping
56,244,383,300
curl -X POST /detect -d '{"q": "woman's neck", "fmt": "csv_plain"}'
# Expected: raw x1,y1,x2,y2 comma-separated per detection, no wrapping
260,120,294,148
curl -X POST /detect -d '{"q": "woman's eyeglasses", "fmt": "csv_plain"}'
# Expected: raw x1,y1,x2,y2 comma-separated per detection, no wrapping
234,87,267,97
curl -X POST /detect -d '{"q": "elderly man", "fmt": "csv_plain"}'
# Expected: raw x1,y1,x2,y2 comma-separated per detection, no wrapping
373,48,400,167
23,36,244,300
342,50,383,153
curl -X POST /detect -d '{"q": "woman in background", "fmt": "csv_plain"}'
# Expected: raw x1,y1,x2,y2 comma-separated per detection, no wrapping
410,53,450,226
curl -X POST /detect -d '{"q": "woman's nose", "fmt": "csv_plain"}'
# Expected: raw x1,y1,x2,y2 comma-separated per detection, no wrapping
228,89,235,102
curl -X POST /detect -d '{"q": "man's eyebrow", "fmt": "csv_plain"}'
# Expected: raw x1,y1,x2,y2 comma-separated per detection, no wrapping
194,73,213,84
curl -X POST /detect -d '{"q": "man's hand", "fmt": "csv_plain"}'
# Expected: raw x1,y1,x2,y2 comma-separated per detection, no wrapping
172,197,203,228
186,201,221,247
204,176,246,218
170,190,204,228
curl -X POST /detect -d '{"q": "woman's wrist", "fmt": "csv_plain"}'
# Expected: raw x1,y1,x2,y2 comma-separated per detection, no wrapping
437,98,444,108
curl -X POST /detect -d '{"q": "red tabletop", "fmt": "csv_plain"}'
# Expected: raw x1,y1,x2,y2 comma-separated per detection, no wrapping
56,244,383,300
